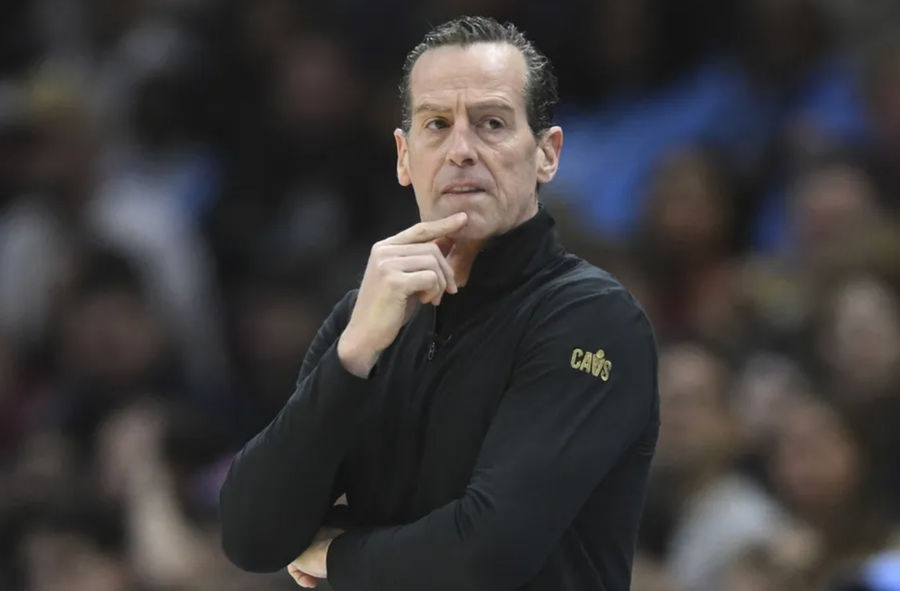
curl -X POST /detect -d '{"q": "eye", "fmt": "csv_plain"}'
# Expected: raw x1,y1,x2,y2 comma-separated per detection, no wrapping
425,118,449,130
481,117,505,130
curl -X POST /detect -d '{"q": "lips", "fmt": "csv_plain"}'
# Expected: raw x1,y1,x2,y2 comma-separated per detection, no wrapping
442,183,486,195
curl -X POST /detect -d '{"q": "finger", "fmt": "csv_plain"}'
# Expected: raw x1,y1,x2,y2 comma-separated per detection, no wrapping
434,236,454,257
418,290,441,306
288,565,318,588
389,255,448,296
385,212,467,245
376,243,447,256
429,244,457,294
377,244,457,293
401,270,442,300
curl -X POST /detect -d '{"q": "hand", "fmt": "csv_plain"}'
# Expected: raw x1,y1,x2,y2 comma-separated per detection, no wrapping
287,527,344,588
338,212,468,377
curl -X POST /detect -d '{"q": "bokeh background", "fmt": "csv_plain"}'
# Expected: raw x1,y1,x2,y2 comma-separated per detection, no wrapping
1,0,899,589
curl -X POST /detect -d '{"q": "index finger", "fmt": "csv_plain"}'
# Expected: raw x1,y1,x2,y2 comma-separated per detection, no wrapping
385,212,468,245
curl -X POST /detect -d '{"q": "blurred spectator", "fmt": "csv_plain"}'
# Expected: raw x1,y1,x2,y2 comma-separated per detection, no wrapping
740,152,892,344
815,274,900,400
547,0,869,241
720,531,819,591
634,147,744,347
0,75,97,352
15,498,137,591
768,394,897,587
92,401,295,590
644,342,785,591
865,37,900,173
90,63,229,391
731,352,813,458
49,250,180,455
813,273,900,515
790,158,883,263
0,69,227,392
225,272,326,441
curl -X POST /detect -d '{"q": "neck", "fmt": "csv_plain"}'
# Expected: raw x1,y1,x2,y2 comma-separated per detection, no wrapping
446,201,540,287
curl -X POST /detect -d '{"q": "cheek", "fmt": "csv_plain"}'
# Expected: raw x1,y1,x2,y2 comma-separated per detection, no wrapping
407,152,443,192
493,147,537,195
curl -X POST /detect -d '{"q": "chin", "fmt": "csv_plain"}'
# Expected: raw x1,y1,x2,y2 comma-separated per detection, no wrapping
453,212,498,241
452,223,490,241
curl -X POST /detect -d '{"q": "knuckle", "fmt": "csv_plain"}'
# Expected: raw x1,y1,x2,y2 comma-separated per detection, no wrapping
385,272,404,290
375,258,392,274
370,245,387,263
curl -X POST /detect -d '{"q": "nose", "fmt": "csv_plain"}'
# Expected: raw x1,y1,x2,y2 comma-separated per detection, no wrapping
446,121,477,167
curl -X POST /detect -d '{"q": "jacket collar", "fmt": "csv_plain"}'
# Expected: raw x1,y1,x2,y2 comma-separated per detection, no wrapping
435,203,564,333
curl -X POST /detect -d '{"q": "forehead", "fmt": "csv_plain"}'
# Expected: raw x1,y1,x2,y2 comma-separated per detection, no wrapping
409,42,527,109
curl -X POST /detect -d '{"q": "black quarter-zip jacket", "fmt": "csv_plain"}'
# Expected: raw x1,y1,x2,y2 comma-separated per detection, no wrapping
220,206,660,590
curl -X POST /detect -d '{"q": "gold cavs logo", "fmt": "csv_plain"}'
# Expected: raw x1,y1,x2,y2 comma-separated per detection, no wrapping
570,348,612,381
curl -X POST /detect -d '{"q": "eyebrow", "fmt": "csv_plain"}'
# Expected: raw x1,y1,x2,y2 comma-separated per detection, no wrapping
413,103,451,116
413,100,515,116
469,100,515,113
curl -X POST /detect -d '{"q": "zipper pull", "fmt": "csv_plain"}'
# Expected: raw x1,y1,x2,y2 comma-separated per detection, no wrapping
427,340,437,361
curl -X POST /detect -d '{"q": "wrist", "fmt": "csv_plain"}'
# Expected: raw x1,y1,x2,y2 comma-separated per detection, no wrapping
337,329,379,378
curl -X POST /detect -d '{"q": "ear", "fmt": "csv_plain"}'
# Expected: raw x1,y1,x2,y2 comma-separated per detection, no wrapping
535,125,563,184
394,128,411,187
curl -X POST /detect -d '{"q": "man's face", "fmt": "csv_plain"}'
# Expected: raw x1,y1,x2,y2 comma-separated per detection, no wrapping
395,42,562,241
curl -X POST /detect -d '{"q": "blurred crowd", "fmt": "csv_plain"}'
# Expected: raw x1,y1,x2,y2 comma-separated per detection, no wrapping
0,0,899,590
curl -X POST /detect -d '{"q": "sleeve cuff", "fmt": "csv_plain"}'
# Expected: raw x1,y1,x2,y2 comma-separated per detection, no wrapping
316,339,373,389
327,529,370,590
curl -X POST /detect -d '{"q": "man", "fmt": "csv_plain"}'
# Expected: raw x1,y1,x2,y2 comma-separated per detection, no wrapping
220,16,659,590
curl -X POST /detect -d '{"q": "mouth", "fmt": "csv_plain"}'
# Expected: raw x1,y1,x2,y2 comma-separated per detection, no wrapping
441,183,487,197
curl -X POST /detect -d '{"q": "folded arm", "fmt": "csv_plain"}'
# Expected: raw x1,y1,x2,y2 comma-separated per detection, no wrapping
219,290,371,572
327,288,658,590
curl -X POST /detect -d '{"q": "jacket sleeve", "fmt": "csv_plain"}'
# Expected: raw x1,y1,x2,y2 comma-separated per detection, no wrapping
326,287,658,591
219,289,372,572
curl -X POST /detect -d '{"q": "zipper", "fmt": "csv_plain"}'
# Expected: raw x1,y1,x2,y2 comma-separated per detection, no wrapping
427,303,440,361
426,304,449,361
426,332,454,361
425,300,457,361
